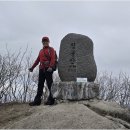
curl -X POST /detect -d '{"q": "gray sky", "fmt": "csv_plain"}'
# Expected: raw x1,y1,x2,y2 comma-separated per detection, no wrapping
0,1,130,75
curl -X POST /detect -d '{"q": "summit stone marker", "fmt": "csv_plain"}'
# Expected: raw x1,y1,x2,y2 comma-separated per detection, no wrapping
58,33,97,82
51,33,99,100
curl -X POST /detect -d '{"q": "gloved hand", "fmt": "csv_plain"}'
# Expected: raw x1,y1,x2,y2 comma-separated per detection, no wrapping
28,67,33,72
47,67,53,72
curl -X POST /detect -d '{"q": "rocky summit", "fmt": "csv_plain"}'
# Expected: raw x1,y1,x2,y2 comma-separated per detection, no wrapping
1,100,130,129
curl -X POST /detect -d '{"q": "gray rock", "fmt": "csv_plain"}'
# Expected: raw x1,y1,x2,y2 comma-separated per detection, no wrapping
51,82,99,100
58,33,97,82
4,100,130,129
81,100,130,125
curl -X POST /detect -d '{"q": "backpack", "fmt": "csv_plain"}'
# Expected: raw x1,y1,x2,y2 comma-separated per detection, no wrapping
43,47,58,71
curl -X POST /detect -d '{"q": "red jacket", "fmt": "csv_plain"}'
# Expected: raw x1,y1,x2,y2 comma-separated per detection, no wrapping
31,46,55,70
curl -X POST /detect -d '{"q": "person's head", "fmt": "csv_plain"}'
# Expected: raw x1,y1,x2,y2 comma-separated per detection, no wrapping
42,36,50,47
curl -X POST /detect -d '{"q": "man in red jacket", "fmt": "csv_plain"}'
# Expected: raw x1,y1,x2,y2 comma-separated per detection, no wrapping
29,36,56,106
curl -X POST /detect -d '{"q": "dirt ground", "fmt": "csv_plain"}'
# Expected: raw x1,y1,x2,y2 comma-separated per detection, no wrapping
0,102,33,128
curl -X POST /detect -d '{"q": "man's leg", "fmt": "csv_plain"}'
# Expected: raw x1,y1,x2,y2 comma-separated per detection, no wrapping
35,69,46,102
29,69,45,106
45,70,55,105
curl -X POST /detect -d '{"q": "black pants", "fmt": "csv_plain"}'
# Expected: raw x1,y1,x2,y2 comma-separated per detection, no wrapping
34,68,54,102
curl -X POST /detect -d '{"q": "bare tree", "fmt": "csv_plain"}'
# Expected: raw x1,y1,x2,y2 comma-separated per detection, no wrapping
96,71,130,108
1,45,130,109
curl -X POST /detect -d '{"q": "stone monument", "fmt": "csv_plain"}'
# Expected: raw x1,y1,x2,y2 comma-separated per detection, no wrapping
51,33,99,100
58,33,97,82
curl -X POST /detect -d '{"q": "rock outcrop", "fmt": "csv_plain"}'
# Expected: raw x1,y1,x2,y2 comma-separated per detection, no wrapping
2,100,130,129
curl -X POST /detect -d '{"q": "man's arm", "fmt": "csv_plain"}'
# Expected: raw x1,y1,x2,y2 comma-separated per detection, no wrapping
32,55,40,69
29,53,40,72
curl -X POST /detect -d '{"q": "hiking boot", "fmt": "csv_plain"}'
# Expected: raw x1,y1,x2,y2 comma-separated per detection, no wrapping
44,99,55,105
29,101,41,106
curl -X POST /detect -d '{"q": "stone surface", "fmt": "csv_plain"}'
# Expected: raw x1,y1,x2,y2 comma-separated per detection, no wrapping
3,101,130,129
58,33,97,82
81,100,130,124
51,82,99,100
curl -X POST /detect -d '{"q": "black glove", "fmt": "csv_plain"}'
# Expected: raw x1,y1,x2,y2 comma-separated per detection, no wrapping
28,67,33,72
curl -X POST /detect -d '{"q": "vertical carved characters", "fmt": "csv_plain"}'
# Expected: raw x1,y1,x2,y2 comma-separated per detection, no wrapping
58,33,97,82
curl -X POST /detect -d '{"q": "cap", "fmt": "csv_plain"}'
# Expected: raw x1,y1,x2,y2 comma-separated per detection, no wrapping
42,36,50,42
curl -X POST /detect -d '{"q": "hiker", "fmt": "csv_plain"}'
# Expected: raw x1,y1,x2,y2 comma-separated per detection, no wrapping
28,36,57,106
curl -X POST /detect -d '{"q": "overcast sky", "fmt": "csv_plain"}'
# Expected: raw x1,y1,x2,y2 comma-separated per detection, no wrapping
0,1,130,75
